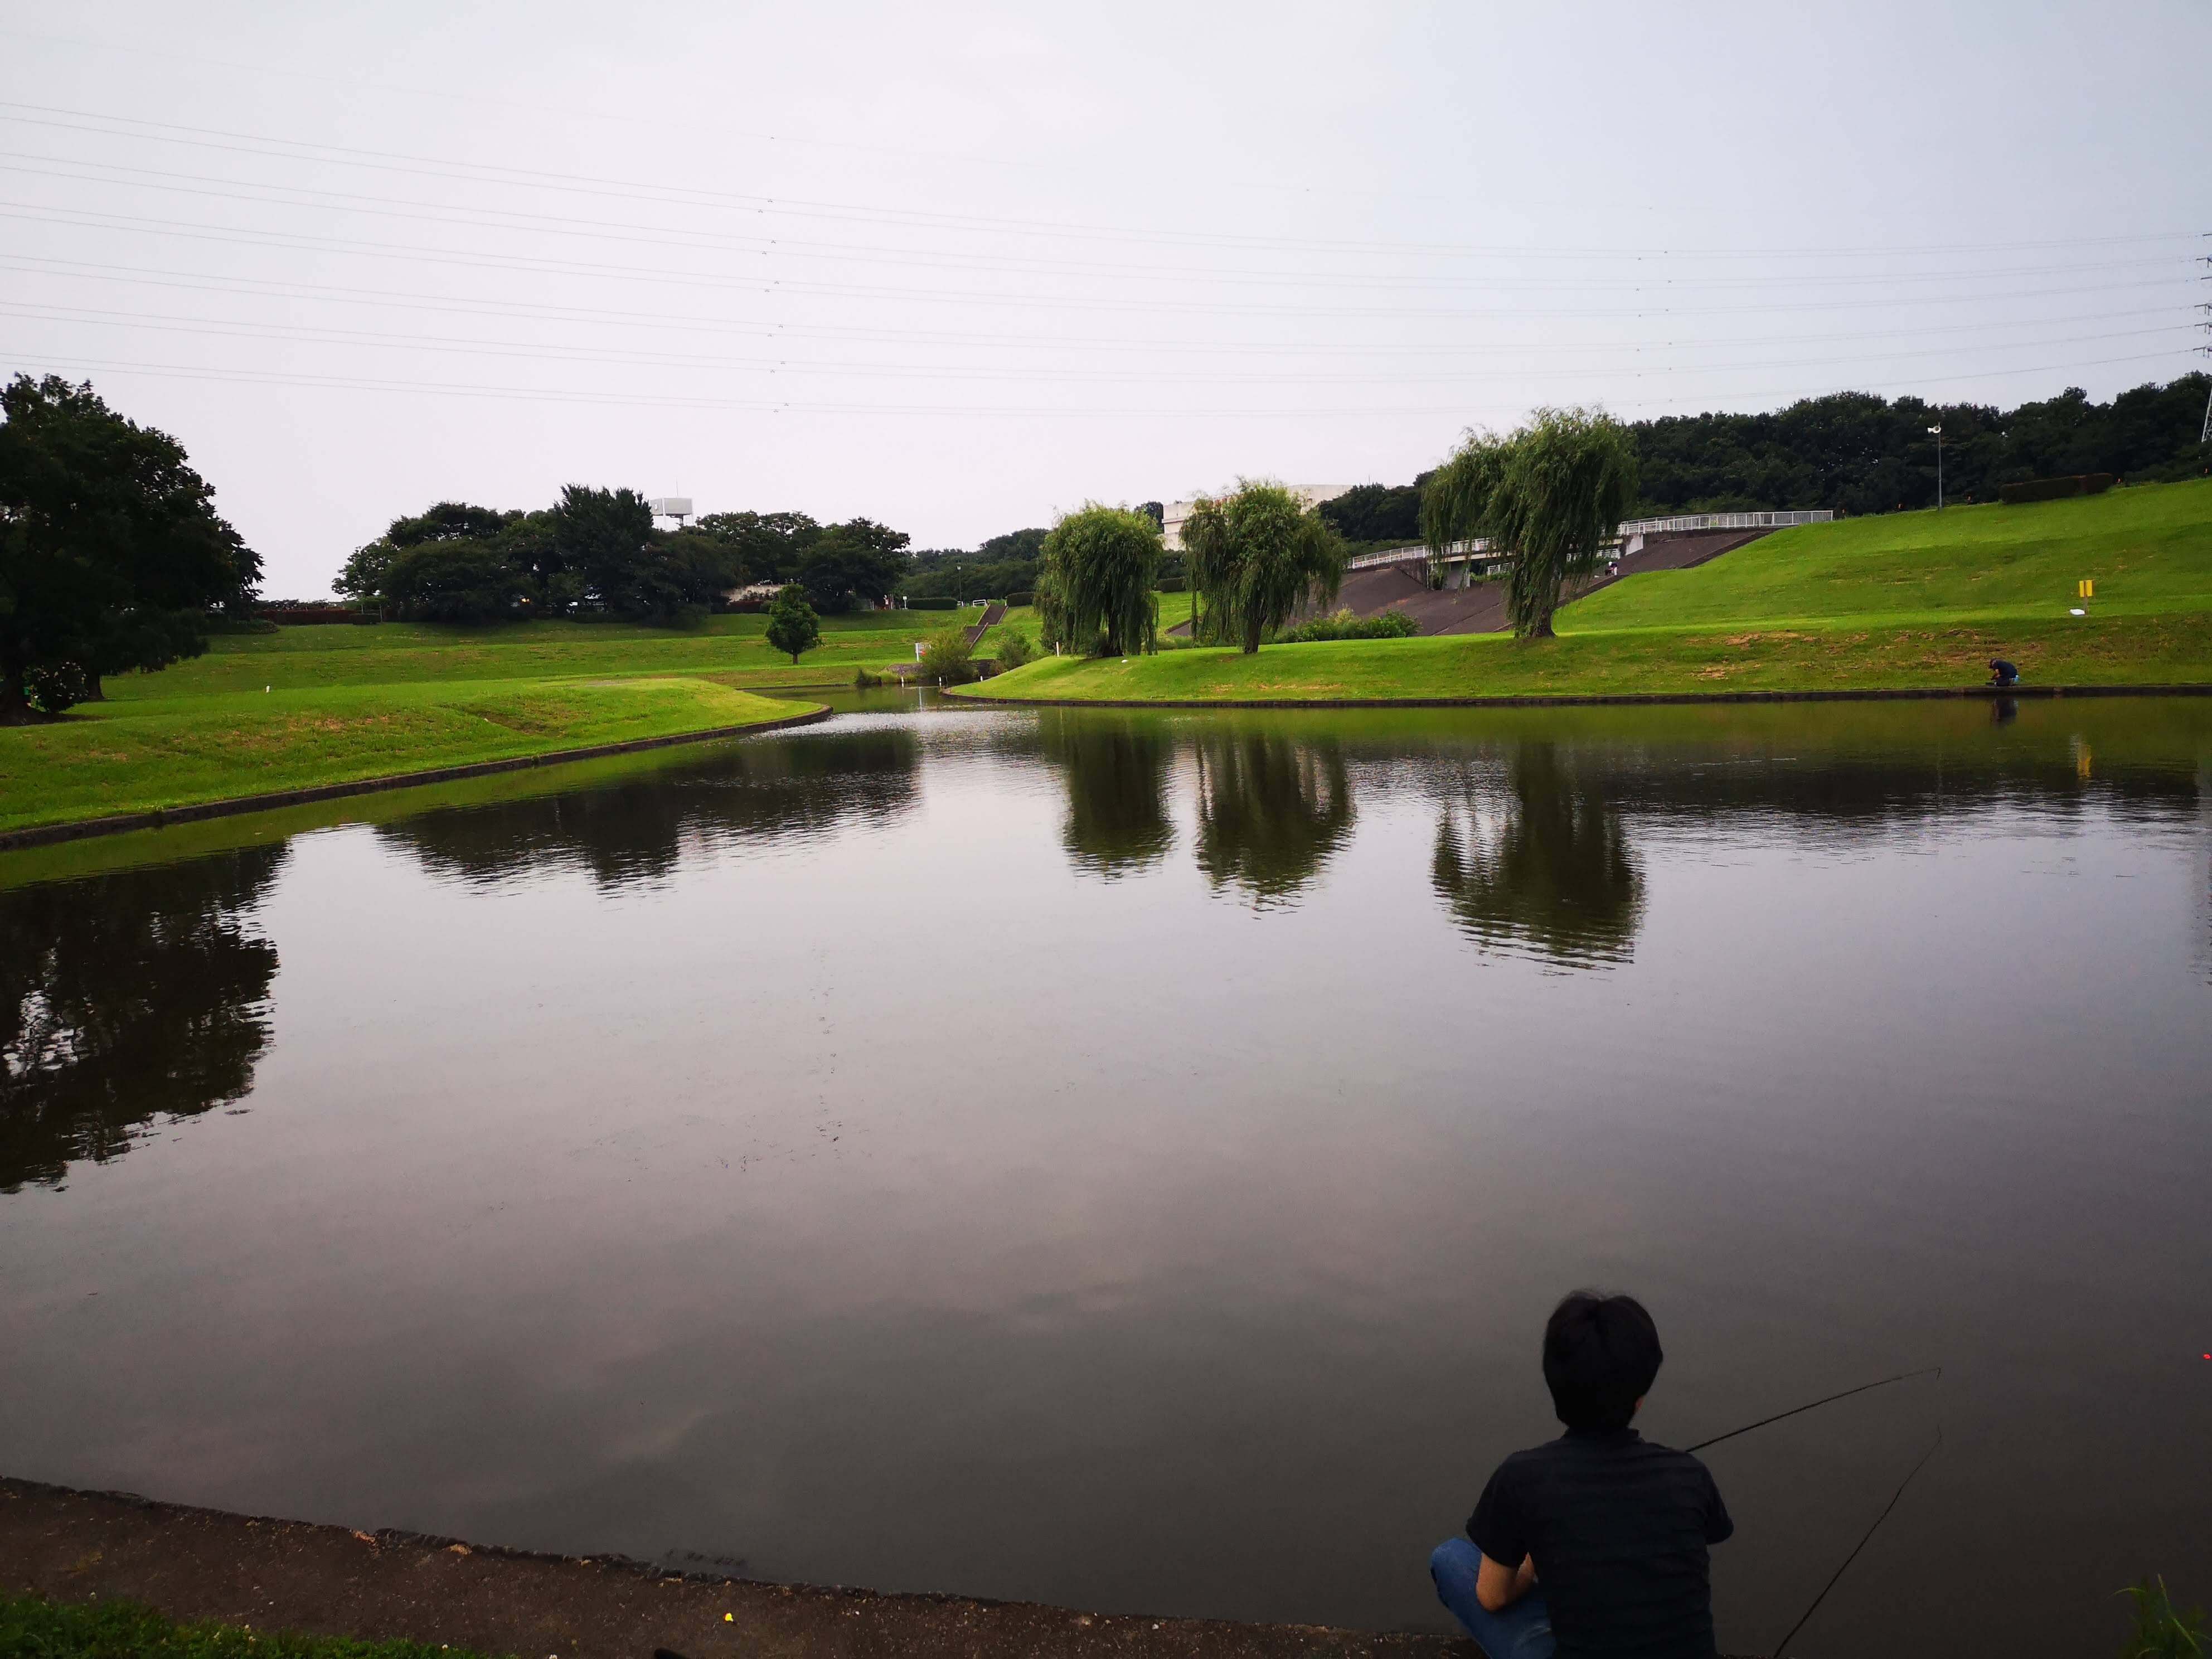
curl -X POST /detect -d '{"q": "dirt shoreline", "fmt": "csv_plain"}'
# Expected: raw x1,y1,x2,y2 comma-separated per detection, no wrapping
0,1479,1468,1659
0,705,833,852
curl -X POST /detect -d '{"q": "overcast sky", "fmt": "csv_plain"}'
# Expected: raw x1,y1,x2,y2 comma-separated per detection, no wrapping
3,1,2207,593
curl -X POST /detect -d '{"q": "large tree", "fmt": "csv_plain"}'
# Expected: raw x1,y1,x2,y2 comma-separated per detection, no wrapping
338,500,522,615
1181,481,1346,654
0,375,260,720
382,539,533,623
1040,503,1161,657
798,517,909,613
1423,407,1637,639
551,485,733,622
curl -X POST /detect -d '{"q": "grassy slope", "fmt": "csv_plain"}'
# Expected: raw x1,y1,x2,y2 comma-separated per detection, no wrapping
109,608,986,699
962,482,2212,705
1570,481,2212,628
0,679,803,833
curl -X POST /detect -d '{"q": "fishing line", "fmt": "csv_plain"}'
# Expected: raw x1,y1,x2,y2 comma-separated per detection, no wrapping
1767,1429,1944,1658
1682,1367,1944,1656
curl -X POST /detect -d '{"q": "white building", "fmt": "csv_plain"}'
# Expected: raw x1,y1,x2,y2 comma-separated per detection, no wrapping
1160,485,1355,552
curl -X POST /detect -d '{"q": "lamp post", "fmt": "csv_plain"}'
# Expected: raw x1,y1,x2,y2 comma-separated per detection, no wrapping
1927,423,1944,511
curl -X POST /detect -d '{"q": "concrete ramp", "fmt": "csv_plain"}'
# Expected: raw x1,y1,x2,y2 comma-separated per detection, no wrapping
1166,529,1772,639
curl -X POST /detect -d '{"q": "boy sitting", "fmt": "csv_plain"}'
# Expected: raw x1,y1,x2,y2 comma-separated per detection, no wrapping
1430,1292,1733,1659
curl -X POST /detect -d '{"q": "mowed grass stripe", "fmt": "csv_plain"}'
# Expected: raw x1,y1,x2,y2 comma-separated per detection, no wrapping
0,677,803,832
97,608,989,701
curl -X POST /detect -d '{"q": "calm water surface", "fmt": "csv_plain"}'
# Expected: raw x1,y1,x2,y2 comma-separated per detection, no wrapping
4,694,2208,1657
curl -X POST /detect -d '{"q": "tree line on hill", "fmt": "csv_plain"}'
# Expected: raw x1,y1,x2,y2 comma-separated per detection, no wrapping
1316,375,2212,543
7,366,2205,717
336,492,912,623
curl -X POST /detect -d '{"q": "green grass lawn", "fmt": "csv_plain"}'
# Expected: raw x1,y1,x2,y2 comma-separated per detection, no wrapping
1570,479,2212,629
960,482,2212,705
0,678,807,833
1,1593,502,1659
106,608,986,699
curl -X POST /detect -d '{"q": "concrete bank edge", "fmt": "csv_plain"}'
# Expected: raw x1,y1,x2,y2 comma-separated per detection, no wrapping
949,682,2212,712
0,705,832,852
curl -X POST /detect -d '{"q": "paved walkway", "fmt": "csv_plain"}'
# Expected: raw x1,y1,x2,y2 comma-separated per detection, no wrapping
963,602,1008,647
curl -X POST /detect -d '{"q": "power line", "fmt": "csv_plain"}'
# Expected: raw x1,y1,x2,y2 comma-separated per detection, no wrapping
0,99,2198,265
5,253,2182,358
3,151,2190,294
5,300,2189,386
4,346,2187,419
3,202,2194,321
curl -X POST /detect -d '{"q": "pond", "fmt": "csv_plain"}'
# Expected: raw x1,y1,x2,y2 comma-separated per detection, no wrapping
3,693,2208,1658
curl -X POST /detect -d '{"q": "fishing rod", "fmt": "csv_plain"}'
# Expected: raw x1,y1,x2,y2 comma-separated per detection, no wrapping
1679,1365,1944,1658
1684,1365,1942,1453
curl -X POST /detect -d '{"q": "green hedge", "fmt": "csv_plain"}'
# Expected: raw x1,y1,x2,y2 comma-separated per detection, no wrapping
1999,473,2115,505
1004,591,1036,607
1156,578,1187,593
900,596,960,610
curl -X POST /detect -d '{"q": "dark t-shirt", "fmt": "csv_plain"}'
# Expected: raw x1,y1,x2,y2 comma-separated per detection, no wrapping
1467,1428,1733,1659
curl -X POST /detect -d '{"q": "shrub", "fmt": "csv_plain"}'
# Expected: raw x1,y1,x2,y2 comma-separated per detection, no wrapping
992,629,1037,670
2120,1576,2205,1658
1005,590,1036,607
916,627,977,685
853,667,885,689
1281,607,1420,643
1998,473,2116,505
901,595,960,610
1156,576,1188,593
764,585,822,663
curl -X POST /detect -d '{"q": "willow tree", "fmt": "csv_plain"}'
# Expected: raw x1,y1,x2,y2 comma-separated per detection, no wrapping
1422,407,1637,639
1040,503,1161,656
1181,481,1346,654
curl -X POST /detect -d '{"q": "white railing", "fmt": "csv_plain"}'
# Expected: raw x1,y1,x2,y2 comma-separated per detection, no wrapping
1617,509,1833,535
1344,510,1831,571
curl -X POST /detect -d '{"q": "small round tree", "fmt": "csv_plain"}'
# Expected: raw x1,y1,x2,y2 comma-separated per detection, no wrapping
1423,407,1637,639
1182,481,1346,654
763,584,821,664
1040,504,1160,657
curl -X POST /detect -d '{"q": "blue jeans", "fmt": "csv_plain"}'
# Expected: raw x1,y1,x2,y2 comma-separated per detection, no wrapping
1430,1536,1554,1659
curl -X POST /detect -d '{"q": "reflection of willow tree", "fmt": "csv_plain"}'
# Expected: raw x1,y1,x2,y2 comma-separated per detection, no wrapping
1431,744,1642,967
1194,730,1355,908
1,846,286,1192
376,727,921,890
1039,713,1173,879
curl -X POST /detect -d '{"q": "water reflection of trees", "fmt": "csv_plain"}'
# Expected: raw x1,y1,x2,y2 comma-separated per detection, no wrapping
376,727,921,890
1194,731,1355,908
1,846,285,1192
1037,714,1174,878
1430,745,1643,968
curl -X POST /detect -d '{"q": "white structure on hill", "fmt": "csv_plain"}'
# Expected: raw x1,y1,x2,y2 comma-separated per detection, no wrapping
1160,486,1354,552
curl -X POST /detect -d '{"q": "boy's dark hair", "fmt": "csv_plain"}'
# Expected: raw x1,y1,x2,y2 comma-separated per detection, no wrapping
1542,1291,1663,1430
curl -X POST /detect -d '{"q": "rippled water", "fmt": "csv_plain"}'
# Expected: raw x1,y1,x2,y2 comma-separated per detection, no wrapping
3,693,2208,1657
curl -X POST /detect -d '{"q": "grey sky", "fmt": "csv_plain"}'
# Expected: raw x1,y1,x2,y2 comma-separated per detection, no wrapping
3,1,2206,594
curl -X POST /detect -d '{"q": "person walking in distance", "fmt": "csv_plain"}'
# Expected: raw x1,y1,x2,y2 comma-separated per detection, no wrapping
1430,1292,1734,1659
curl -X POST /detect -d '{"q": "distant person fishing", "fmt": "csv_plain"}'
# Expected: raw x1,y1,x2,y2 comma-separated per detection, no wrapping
1432,1292,1731,1659
1987,657,2021,687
